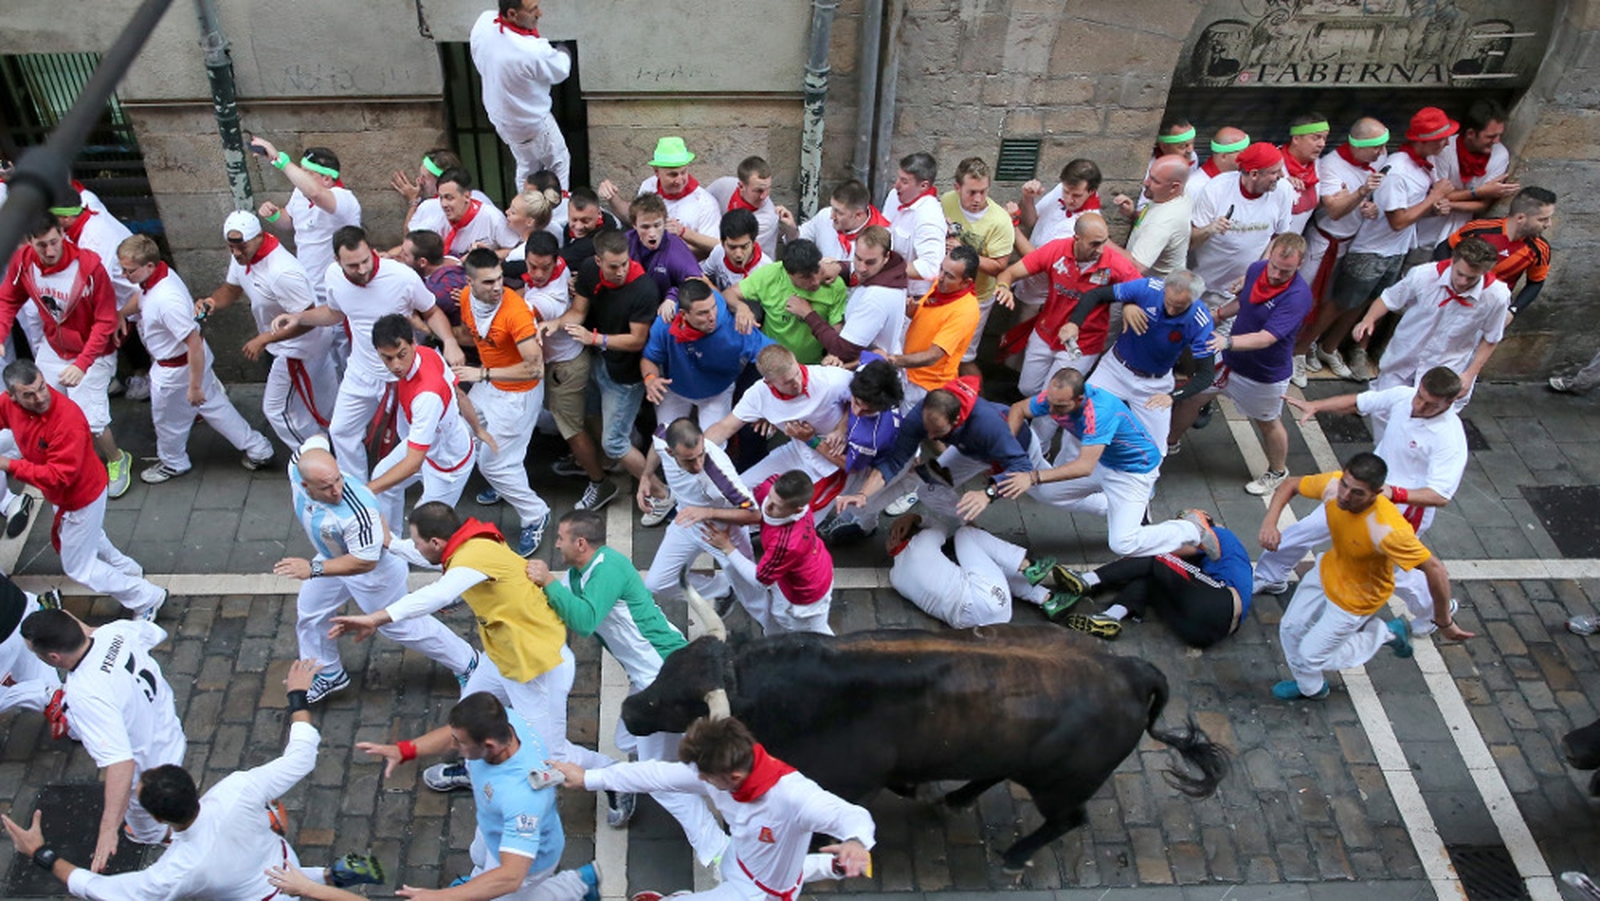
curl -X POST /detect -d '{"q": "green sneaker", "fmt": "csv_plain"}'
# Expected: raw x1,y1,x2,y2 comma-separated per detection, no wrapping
1040,591,1080,621
1022,556,1058,587
328,853,385,888
1050,565,1088,595
106,450,133,499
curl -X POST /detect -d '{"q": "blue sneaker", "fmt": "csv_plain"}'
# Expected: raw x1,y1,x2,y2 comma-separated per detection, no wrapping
476,486,501,505
456,651,480,689
578,862,600,901
328,853,385,887
518,514,549,557
1386,617,1414,659
1272,679,1330,701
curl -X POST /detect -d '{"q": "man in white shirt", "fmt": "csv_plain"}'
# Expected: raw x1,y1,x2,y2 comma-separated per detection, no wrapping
706,344,852,500
20,610,186,871
116,237,274,484
600,137,722,256
270,226,464,481
1180,126,1249,197
430,167,522,256
784,179,889,262
470,0,573,189
2,659,387,900
789,225,907,364
1121,155,1193,276
707,156,782,257
251,136,362,304
883,151,947,297
0,577,61,718
1422,99,1519,251
1188,142,1294,330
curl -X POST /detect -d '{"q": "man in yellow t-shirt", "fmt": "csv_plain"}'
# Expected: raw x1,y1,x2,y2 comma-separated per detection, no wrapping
888,245,980,408
940,157,1015,367
1257,452,1475,700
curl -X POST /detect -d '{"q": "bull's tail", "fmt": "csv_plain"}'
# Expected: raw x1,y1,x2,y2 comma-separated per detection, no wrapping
1131,658,1230,799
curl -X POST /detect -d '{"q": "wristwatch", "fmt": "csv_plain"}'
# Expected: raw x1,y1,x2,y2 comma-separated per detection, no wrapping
310,559,325,578
33,846,58,871
984,483,1000,500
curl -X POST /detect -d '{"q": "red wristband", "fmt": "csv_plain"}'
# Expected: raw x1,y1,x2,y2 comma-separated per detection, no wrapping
397,740,418,762
1390,486,1409,505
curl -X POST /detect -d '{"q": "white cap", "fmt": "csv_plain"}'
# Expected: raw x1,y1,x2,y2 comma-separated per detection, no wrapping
223,210,262,242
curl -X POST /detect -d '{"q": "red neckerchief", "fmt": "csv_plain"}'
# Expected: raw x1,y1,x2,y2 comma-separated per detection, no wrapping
34,240,82,276
599,259,646,290
1455,138,1489,181
726,187,760,213
1060,192,1102,216
729,743,796,802
1401,144,1433,176
521,256,567,289
767,365,810,401
441,518,506,566
139,262,170,292
1239,177,1263,201
1336,143,1375,172
1434,260,1489,307
837,206,891,256
724,242,762,276
443,199,483,252
657,175,700,202
919,284,974,308
61,209,96,245
494,14,539,36
897,186,936,211
669,312,710,343
1249,265,1292,304
245,234,281,273
1199,158,1222,178
1281,145,1318,192
944,374,982,426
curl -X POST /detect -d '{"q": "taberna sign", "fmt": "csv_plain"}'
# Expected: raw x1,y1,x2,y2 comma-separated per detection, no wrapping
1178,0,1556,89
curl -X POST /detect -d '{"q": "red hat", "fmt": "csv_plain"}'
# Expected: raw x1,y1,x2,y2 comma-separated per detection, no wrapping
1236,142,1282,173
1406,107,1459,142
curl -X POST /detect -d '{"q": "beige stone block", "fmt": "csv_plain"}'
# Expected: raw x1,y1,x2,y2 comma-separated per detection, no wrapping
1050,20,1182,75
1003,14,1059,76
1041,136,1147,184
1066,0,1204,42
959,14,1014,75
1043,105,1104,135
1570,0,1600,32
1033,77,1096,106
1517,110,1600,161
1105,107,1164,137
1004,109,1047,136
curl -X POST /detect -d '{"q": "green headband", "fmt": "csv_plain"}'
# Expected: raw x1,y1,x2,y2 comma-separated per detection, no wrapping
1211,136,1250,153
48,205,84,217
1289,121,1330,136
422,156,445,178
300,157,340,179
1348,130,1390,148
1158,127,1197,144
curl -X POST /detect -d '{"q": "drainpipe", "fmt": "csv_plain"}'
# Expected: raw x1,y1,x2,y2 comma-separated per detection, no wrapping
851,0,884,188
798,0,839,218
195,0,253,211
872,0,906,199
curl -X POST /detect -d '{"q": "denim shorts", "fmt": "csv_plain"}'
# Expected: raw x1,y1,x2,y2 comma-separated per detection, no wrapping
591,358,646,460
1330,252,1403,311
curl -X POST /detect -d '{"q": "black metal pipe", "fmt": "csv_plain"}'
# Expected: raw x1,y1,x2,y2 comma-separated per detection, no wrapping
196,0,254,211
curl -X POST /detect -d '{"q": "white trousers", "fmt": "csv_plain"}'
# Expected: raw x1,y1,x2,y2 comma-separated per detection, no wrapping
1254,505,1438,626
262,353,338,450
57,491,165,612
498,115,571,196
15,303,44,357
467,837,590,901
371,441,474,532
464,644,616,771
889,524,1046,628
148,350,272,472
471,380,551,528
684,853,844,901
294,551,475,676
656,386,736,440
643,520,756,608
0,597,61,714
35,345,115,433
1087,351,1174,458
1018,331,1100,396
927,441,1108,519
619,724,730,865
1279,560,1393,696
328,367,396,482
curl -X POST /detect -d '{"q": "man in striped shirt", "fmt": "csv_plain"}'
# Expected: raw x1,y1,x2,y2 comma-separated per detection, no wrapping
1435,186,1556,317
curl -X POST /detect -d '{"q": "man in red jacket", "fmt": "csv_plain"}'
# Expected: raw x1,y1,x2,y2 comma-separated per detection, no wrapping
0,213,134,498
0,360,165,619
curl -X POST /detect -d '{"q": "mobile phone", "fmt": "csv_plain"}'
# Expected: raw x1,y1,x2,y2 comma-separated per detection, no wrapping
1378,165,1391,174
245,133,268,157
1223,205,1234,219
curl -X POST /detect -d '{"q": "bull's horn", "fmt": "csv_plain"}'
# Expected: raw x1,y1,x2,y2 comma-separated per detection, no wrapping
704,688,731,720
680,567,727,642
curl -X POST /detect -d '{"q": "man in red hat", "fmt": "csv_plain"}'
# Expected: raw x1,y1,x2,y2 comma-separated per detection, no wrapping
1188,141,1294,334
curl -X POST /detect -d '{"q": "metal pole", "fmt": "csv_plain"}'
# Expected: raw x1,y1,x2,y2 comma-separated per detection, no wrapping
798,0,839,219
0,0,176,262
871,0,906,199
195,0,253,211
851,0,884,187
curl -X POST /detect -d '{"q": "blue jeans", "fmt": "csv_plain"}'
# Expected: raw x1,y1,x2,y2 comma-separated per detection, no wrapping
591,359,646,460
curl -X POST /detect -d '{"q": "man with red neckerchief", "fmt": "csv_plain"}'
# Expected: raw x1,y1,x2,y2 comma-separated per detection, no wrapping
1420,99,1519,252
1281,113,1330,234
601,137,722,258
1176,126,1249,198
707,156,783,257
1188,141,1294,334
702,209,765,291
789,225,908,366
554,716,875,901
882,152,947,297
784,180,890,262
470,0,572,190
432,167,521,256
888,247,982,409
1436,186,1556,317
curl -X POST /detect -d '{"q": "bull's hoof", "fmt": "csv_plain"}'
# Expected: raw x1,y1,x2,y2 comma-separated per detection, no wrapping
1000,858,1035,876
1589,770,1600,798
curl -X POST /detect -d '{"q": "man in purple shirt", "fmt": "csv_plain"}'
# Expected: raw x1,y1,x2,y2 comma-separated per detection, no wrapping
815,355,905,543
1170,233,1313,496
628,192,702,311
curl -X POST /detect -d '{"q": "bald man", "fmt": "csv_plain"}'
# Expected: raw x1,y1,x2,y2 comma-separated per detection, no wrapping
1122,155,1194,276
1187,126,1250,195
273,437,478,704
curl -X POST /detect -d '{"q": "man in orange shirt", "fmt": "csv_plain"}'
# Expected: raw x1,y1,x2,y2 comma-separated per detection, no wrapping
452,248,551,556
1258,452,1474,701
886,245,979,409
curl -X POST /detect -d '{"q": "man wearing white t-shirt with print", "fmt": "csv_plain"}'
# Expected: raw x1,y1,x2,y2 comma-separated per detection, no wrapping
1420,100,1519,252
707,155,782,257
430,167,522,256
600,137,722,257
20,609,186,873
1188,142,1294,331
271,226,464,481
789,225,906,365
251,136,361,305
883,152,947,297
470,0,572,189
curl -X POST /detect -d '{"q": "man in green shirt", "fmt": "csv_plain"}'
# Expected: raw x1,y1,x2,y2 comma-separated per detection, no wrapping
526,509,730,865
940,156,1016,369
724,238,847,364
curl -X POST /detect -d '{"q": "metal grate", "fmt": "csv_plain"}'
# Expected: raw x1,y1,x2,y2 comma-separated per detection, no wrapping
1520,485,1600,558
1448,844,1529,900
994,137,1041,183
1461,416,1491,451
4,785,146,896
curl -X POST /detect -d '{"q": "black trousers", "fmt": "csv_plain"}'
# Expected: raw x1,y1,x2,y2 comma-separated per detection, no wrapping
1092,553,1239,648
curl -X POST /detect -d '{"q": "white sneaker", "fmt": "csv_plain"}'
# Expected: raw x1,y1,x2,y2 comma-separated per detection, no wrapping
140,463,187,484
1304,350,1324,374
1347,347,1375,381
1315,346,1353,379
885,491,919,516
1290,355,1308,389
640,491,675,528
125,374,151,401
1411,599,1460,637
1244,469,1288,497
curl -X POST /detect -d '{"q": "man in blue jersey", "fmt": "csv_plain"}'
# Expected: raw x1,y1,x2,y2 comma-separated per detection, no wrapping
999,368,1218,558
641,279,772,436
273,436,477,703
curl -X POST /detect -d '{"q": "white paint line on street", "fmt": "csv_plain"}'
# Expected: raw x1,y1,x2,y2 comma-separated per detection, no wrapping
596,496,632,900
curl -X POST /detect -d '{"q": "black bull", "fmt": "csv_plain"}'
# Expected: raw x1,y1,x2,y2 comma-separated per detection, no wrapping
622,625,1230,870
1562,716,1600,795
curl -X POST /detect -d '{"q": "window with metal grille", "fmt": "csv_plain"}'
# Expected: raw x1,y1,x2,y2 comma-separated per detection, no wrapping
437,41,590,202
0,52,159,235
995,138,1042,183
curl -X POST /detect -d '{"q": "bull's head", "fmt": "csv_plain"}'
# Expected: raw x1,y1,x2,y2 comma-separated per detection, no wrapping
621,635,732,736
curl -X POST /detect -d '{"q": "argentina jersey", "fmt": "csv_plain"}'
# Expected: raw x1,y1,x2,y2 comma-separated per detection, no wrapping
288,461,384,561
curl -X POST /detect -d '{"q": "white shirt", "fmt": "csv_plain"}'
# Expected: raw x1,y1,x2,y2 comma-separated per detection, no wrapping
701,244,763,291
1185,166,1215,197
409,189,497,237
1420,135,1511,250
324,255,437,382
1125,194,1193,276
732,364,851,479
1358,384,1468,533
706,176,780,257
881,191,946,294
63,621,186,774
1357,150,1433,256
398,346,474,472
225,240,332,359
639,176,722,239
1189,172,1294,297
653,434,755,510
65,211,136,305
838,283,906,355
434,198,522,255
1310,149,1389,241
288,186,362,297
469,9,570,133
1378,260,1510,378
66,723,320,901
797,212,854,261
134,267,201,363
521,268,583,363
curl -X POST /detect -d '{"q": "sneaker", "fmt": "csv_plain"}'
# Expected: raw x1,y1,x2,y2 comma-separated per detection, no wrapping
304,669,351,705
1315,345,1354,379
820,520,871,545
107,376,126,398
135,590,167,622
576,479,620,512
1386,617,1414,659
1290,354,1309,389
1304,349,1324,373
4,492,34,539
1192,400,1214,430
1040,591,1080,621
884,491,919,516
1411,599,1460,637
1253,579,1289,596
517,515,549,557
107,450,133,498
1021,556,1057,586
1179,509,1222,559
1272,679,1330,700
1244,469,1288,497
456,651,480,688
1568,614,1600,636
1063,612,1122,639
578,863,600,901
476,486,502,505
606,790,638,827
328,853,385,888
240,451,274,471
1549,376,1588,395
140,463,187,485
640,491,675,528
124,374,151,401
1166,440,1182,456
1050,565,1089,596
423,760,473,792
1347,347,1375,381
551,455,587,477
37,587,63,611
